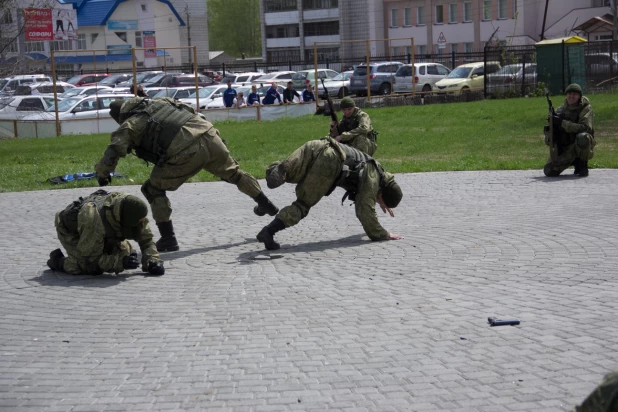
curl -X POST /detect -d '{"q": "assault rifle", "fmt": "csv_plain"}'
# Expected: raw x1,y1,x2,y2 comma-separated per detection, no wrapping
545,89,559,163
321,78,341,135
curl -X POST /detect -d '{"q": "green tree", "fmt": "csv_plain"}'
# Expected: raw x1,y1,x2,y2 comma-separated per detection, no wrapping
207,0,261,57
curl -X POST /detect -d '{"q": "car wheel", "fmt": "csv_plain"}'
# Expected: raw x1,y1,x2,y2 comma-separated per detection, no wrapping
461,87,470,94
338,87,348,98
422,84,432,94
378,83,391,95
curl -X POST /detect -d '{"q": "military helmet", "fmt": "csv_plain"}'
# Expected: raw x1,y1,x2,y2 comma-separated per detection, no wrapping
121,195,148,229
381,174,403,208
109,100,127,124
340,97,355,109
565,83,582,96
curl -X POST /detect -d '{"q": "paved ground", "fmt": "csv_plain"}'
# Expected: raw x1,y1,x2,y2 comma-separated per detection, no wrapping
1,169,617,412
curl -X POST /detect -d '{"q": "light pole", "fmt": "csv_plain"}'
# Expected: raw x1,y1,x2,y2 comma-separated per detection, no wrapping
182,1,192,69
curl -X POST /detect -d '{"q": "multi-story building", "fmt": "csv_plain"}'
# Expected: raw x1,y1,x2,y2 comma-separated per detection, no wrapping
168,0,209,65
384,0,612,56
259,0,387,64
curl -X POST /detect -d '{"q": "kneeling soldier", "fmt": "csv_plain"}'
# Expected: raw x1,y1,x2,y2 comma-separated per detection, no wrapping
257,137,404,250
95,98,279,252
47,190,165,276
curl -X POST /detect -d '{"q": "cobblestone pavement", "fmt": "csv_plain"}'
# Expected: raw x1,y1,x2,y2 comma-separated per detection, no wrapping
1,170,617,412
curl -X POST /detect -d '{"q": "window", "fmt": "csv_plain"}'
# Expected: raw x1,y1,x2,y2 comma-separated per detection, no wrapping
392,47,399,56
405,46,412,56
91,33,99,44
51,40,71,51
264,0,297,12
404,8,411,26
417,6,425,25
450,43,458,53
303,0,338,8
498,0,507,19
77,34,86,50
418,44,426,55
391,9,398,27
140,4,147,11
115,32,127,42
2,38,18,53
464,2,472,22
135,31,142,47
464,42,473,52
437,65,450,75
483,0,492,20
449,4,457,23
2,11,12,24
304,21,339,36
427,65,439,75
435,5,443,24
17,98,44,111
25,41,45,52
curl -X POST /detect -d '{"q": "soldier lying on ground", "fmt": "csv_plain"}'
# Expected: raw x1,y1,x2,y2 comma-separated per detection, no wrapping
329,97,378,156
573,370,618,412
544,83,595,177
96,97,279,252
47,190,165,276
256,137,404,250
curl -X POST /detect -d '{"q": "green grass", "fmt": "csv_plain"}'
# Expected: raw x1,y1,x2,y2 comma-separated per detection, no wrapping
1,94,617,193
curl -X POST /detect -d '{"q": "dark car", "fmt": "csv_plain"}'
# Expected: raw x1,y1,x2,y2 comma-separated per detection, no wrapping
116,71,163,88
161,74,215,87
139,73,183,88
98,73,132,88
349,61,404,96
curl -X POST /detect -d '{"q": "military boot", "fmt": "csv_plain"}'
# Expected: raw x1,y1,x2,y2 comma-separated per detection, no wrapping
256,218,286,250
47,248,66,271
266,162,287,189
156,221,180,252
573,158,583,175
253,192,279,217
578,160,589,177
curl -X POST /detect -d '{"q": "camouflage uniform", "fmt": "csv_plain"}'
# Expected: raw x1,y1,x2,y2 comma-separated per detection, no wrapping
574,371,618,412
330,107,377,156
264,138,398,243
544,95,595,176
54,191,161,275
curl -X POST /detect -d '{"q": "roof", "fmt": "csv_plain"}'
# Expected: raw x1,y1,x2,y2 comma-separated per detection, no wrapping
73,0,184,27
573,14,614,33
536,36,587,46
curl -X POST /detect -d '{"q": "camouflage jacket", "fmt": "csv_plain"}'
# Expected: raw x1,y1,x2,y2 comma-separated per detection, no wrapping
556,96,594,140
95,97,214,177
62,192,160,273
330,108,376,154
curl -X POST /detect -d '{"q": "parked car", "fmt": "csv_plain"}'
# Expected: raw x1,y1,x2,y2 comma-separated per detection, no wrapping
160,74,215,87
140,73,183,88
116,71,163,87
59,85,113,99
0,95,56,119
291,69,339,91
317,71,353,98
434,61,501,95
220,72,264,86
66,73,110,87
142,87,168,97
585,53,618,85
179,85,229,109
254,71,296,85
393,63,451,94
98,73,132,88
486,63,537,94
0,74,53,96
203,70,223,82
349,61,404,96
151,87,198,100
21,93,132,121
13,81,75,96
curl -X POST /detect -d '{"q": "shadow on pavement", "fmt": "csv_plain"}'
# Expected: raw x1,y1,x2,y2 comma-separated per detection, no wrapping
161,239,255,260
29,269,144,288
529,174,585,182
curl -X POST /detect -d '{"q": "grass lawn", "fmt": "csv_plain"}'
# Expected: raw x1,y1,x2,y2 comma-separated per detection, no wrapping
1,94,617,193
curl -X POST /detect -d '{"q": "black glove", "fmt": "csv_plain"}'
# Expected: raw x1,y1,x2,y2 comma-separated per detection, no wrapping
552,114,562,128
147,260,165,276
122,252,139,270
97,174,111,187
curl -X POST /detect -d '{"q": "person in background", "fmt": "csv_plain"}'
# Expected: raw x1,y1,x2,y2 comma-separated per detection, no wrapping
233,92,246,109
283,81,300,104
247,85,261,106
262,82,282,105
302,84,316,103
130,84,147,97
223,80,237,108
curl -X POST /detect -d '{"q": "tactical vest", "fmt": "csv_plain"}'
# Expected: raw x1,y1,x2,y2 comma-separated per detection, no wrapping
327,143,377,203
59,190,122,253
130,99,196,166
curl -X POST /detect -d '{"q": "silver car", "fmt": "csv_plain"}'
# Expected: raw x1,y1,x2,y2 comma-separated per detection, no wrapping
317,71,353,98
393,63,451,94
486,63,537,94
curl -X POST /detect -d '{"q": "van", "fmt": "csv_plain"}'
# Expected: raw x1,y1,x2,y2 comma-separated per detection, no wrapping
0,74,53,96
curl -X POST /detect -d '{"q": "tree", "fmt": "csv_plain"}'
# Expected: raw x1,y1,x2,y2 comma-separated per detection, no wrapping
207,0,261,57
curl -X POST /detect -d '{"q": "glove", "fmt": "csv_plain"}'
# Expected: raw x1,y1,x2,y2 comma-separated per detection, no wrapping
97,174,111,187
147,260,165,276
122,252,139,270
552,114,562,128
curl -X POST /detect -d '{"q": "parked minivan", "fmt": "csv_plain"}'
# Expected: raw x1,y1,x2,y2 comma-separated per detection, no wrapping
349,61,404,96
0,74,53,96
393,63,451,94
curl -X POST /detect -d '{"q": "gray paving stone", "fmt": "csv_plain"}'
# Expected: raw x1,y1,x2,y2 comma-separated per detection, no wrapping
1,170,618,411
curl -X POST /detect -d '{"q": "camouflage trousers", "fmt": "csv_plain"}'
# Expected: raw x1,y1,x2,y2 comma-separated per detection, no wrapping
574,371,618,412
141,127,262,223
544,132,596,176
274,138,344,228
55,212,133,275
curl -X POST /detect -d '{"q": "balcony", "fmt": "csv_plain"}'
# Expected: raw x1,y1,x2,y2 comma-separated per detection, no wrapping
266,37,301,48
303,8,339,20
265,11,300,25
304,34,340,47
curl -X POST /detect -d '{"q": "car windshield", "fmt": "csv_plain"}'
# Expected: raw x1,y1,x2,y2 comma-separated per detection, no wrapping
153,89,177,98
47,97,81,112
66,76,83,85
332,72,351,81
147,73,167,83
59,88,83,98
447,67,473,79
189,86,220,98
0,98,14,109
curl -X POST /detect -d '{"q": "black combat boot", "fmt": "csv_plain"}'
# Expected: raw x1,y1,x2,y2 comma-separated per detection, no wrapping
578,160,589,177
253,192,279,217
47,248,66,271
156,221,179,252
256,218,286,250
573,158,583,175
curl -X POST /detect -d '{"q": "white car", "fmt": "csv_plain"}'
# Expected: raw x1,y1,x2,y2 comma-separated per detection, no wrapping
220,72,264,86
253,71,296,85
0,95,56,119
14,81,75,97
393,63,451,94
179,85,229,109
21,93,132,121
151,87,198,100
317,71,353,98
59,85,113,99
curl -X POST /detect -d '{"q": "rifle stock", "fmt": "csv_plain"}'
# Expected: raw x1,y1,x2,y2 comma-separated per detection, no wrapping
321,78,341,134
545,90,559,163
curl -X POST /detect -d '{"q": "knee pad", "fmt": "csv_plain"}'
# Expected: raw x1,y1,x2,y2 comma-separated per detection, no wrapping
576,133,590,149
140,180,165,204
543,164,560,177
225,170,243,185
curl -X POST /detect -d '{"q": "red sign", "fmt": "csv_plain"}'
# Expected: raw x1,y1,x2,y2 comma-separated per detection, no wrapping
24,8,54,41
144,34,157,58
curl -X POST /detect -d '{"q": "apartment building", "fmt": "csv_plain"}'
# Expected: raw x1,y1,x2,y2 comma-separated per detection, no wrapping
259,0,387,63
384,0,612,56
168,0,209,65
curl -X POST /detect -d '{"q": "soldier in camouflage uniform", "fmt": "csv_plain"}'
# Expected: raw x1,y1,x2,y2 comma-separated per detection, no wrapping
256,137,404,250
544,83,595,177
95,97,279,252
329,97,378,156
573,371,618,412
47,190,165,276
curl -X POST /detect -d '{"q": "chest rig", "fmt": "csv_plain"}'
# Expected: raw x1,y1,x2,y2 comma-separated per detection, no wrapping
327,143,379,203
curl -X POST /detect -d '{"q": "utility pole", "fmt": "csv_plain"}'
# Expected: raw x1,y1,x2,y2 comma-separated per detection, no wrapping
185,3,192,69
613,0,617,41
540,0,549,40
